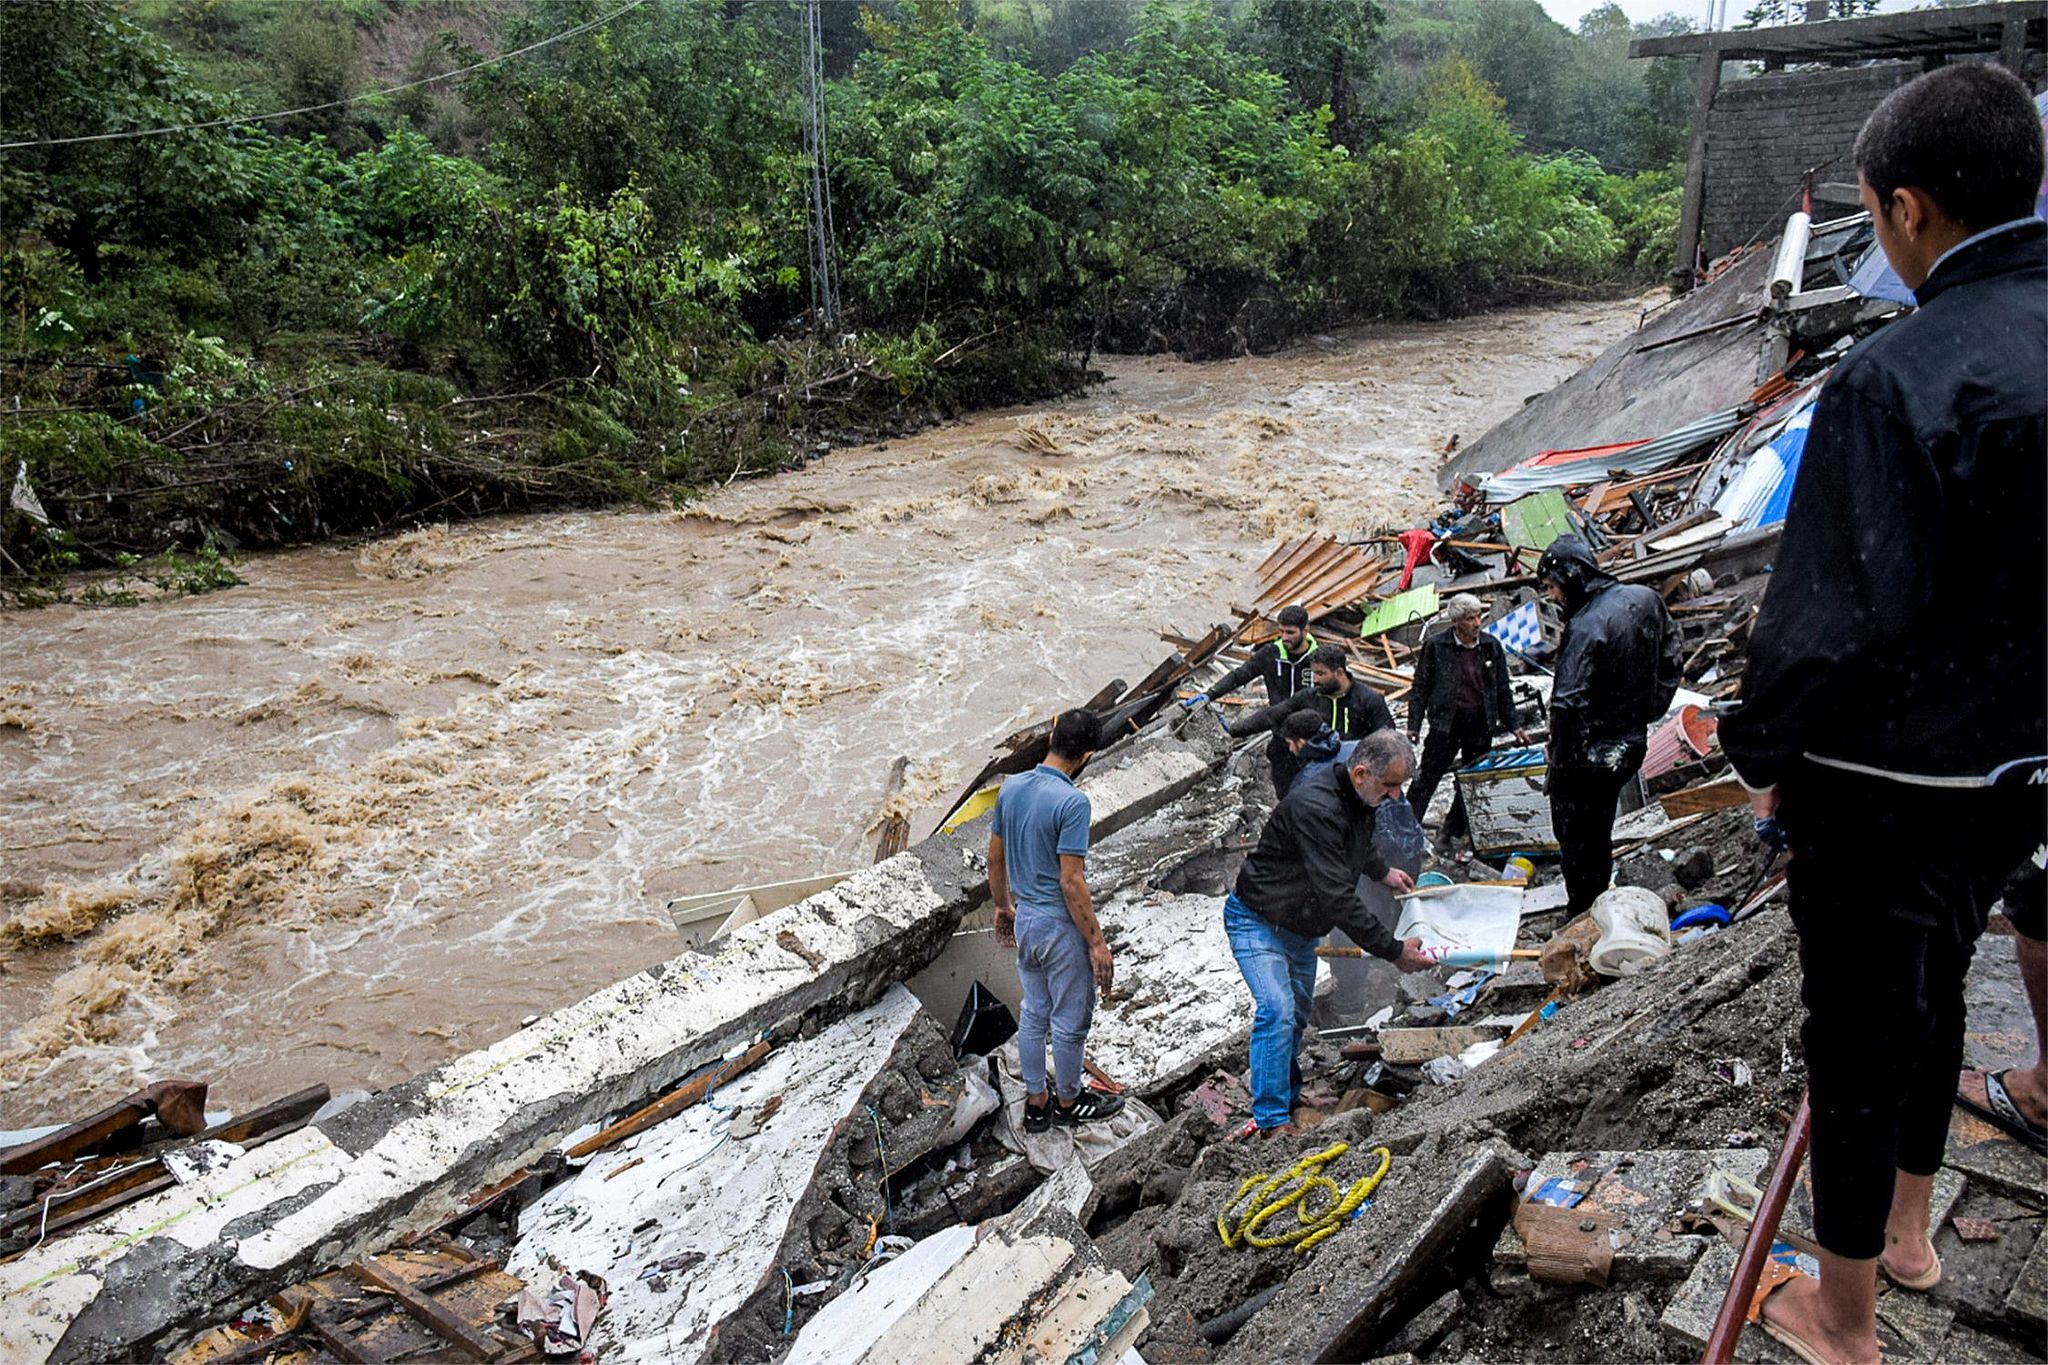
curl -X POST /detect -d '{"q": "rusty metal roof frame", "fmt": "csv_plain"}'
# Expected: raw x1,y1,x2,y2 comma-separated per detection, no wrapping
1630,2,2043,65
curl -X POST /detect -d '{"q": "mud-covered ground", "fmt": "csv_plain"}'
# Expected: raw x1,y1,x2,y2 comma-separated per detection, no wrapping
0,296,1646,1124
1069,809,2047,1363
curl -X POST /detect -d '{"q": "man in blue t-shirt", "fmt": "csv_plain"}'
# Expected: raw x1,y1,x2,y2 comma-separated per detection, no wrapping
989,708,1128,1132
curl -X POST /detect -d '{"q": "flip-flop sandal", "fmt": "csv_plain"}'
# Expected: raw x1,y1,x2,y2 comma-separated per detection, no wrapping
1879,1239,1942,1292
1751,1262,1833,1365
1957,1069,2048,1154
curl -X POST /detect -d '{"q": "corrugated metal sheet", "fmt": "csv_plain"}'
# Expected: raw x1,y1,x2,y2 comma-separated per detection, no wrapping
1476,406,1749,501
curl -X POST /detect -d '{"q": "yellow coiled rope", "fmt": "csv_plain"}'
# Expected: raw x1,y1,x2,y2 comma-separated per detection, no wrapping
1216,1142,1392,1255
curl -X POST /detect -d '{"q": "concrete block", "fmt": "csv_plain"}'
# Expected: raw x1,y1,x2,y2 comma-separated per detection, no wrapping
2008,1226,2048,1331
1944,1104,2048,1206
1779,1163,1964,1254
506,986,931,1362
1219,1142,1519,1364
1494,1149,1769,1283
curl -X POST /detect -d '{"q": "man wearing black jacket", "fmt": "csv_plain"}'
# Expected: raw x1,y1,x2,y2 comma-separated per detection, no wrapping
1224,731,1435,1137
1537,535,1682,914
1230,642,1396,794
1187,603,1318,710
1719,65,2046,1365
1186,605,1318,793
1406,593,1527,854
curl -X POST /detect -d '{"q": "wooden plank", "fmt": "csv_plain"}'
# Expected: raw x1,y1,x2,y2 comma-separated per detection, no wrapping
0,1079,205,1175
350,1257,505,1361
1378,1026,1497,1064
565,1040,773,1159
872,755,912,863
307,1312,389,1365
1658,777,1750,818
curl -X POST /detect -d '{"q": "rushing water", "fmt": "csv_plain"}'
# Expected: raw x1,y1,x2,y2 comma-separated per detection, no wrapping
0,297,1644,1122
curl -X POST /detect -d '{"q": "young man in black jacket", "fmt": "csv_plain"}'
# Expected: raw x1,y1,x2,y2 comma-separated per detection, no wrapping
1186,603,1318,710
1537,535,1682,913
1406,593,1527,856
1224,730,1436,1137
1186,604,1318,793
1229,643,1396,794
1719,65,2047,1365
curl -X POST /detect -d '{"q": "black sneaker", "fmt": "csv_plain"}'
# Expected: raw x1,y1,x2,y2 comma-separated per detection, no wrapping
1022,1098,1053,1134
1051,1090,1127,1127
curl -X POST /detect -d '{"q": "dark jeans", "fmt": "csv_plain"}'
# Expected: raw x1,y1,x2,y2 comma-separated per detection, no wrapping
1781,763,2044,1259
1409,709,1495,840
1548,742,1644,914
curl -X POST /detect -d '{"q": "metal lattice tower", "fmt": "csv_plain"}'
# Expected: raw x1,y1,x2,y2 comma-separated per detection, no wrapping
801,0,841,330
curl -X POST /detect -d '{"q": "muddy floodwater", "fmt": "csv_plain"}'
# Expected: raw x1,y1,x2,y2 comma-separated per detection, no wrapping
0,297,1644,1122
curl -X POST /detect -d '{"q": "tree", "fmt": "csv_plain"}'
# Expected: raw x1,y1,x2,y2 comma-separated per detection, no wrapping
1240,0,1384,148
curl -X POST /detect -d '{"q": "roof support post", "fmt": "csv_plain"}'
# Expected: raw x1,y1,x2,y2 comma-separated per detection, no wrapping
1999,15,2029,73
1674,52,1724,291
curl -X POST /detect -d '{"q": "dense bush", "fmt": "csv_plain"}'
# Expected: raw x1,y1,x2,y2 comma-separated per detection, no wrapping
0,0,1683,593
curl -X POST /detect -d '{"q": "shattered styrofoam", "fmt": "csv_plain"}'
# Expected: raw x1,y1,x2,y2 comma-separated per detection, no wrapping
507,987,927,1363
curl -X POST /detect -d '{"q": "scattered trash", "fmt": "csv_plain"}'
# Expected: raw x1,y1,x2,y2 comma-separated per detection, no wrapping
1713,1059,1753,1089
1588,887,1674,977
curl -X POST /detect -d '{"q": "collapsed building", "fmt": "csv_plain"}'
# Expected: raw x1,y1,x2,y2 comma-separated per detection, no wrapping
4,174,2047,1365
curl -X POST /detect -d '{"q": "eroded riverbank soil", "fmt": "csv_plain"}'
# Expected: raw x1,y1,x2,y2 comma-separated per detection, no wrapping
0,296,1645,1123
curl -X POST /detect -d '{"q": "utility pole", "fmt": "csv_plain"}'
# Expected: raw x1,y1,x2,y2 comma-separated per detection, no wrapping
800,0,841,330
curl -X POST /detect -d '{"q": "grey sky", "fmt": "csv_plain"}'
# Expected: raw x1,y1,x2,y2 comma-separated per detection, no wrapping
1536,0,1929,37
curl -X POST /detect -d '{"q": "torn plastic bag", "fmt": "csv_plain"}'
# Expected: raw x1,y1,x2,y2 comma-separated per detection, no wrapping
950,980,1018,1057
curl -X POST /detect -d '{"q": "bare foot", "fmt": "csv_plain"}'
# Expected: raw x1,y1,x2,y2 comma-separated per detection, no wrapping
1762,1275,1883,1365
1882,1228,1938,1283
2003,1066,2048,1128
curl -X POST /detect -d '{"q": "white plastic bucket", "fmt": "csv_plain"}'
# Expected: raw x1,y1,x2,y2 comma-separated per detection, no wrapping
1588,886,1672,977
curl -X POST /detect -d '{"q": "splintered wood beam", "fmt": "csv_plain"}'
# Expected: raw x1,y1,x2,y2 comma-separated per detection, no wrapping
350,1257,506,1361
564,1041,773,1159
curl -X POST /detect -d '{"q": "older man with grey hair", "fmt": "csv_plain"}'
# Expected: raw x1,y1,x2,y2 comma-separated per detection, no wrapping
1224,729,1436,1137
1406,594,1525,859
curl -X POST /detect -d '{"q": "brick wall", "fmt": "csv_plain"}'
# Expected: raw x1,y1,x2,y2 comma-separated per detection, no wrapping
1701,63,1919,259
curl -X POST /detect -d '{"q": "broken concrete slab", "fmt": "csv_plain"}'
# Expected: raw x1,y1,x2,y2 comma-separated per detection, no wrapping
1495,1149,1769,1283
0,723,1232,1364
1660,1242,1799,1362
1216,1139,1520,1363
506,986,931,1362
1945,1100,2048,1207
2008,1224,2048,1331
785,1194,1151,1365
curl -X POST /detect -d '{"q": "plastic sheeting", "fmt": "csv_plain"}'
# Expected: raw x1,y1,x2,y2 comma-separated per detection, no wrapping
1710,397,1816,531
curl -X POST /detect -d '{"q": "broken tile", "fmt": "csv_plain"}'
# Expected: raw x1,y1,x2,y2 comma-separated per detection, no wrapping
1944,1098,2048,1206
1495,1149,1769,1283
2007,1225,2048,1330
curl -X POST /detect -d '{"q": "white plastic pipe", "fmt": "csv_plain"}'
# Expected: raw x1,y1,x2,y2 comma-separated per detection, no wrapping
1770,211,1813,301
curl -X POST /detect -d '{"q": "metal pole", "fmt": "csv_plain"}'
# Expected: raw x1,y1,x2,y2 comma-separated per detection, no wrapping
1701,1090,1813,1364
800,0,840,329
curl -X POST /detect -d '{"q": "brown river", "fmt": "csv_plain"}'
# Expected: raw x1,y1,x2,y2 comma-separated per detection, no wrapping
0,297,1642,1123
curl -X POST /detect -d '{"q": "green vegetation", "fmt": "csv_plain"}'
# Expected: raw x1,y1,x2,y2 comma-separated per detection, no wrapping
1,0,1691,595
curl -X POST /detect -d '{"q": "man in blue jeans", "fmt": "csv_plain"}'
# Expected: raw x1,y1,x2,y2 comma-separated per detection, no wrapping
1226,729,1436,1137
989,709,1128,1132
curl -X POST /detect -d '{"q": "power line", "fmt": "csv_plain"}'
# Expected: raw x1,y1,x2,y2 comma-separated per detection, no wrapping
0,0,648,151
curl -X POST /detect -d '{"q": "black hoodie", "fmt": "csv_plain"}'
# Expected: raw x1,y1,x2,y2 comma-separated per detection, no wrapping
1539,534,1682,764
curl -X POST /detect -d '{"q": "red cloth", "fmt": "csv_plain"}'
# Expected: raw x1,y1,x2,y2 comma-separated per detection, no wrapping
1396,528,1437,591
